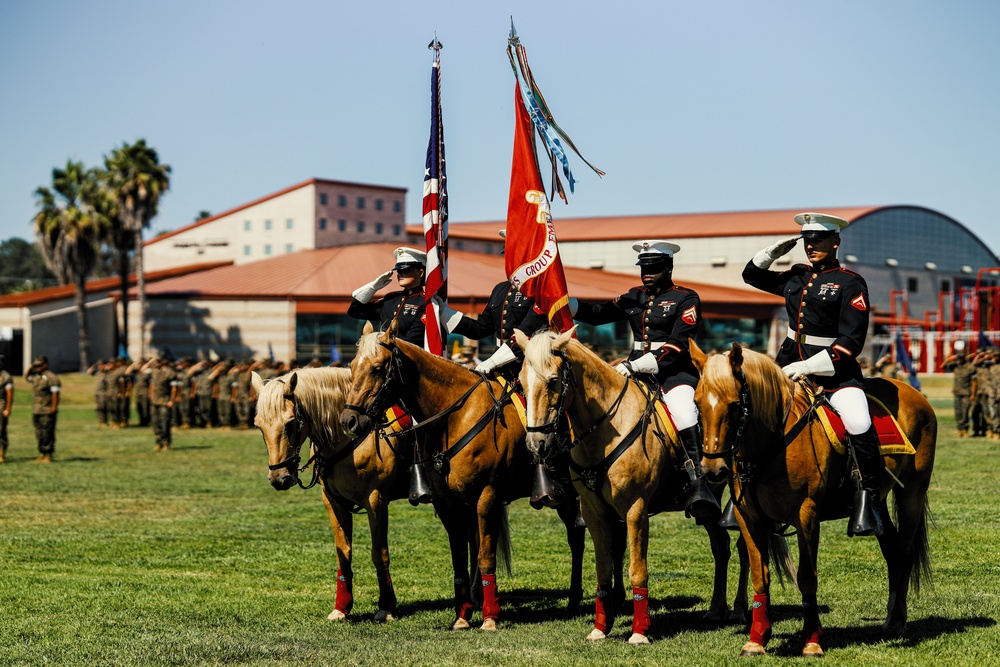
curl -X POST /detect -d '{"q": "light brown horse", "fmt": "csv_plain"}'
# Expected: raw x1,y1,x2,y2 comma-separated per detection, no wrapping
691,341,936,657
254,367,411,623
516,328,754,645
339,325,587,631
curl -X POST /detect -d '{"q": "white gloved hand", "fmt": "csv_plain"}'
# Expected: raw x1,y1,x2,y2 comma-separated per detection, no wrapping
432,296,465,333
752,235,800,269
351,270,395,304
615,352,659,377
782,350,835,380
475,344,517,374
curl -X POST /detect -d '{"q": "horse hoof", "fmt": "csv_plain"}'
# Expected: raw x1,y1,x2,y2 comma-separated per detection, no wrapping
481,618,497,631
740,641,766,656
327,609,347,621
702,607,727,622
628,633,650,645
883,619,907,635
587,629,607,641
374,610,395,623
802,642,824,657
451,617,472,631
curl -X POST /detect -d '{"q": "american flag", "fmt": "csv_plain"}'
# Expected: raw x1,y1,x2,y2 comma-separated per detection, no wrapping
422,39,448,356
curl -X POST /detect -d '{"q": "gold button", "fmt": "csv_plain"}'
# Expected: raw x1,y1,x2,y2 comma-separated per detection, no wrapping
798,324,804,329
812,274,817,279
808,282,813,287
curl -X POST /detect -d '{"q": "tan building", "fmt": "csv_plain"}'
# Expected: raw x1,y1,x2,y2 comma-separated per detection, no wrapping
144,178,410,272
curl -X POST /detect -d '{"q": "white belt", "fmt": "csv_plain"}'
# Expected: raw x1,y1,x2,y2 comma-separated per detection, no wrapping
632,341,666,351
787,328,836,346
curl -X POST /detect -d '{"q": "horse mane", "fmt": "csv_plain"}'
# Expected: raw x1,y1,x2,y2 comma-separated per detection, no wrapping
701,345,790,432
256,367,354,446
523,330,559,376
355,331,383,364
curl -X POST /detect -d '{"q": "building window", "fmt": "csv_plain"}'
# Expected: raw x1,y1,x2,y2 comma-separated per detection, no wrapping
264,244,272,255
374,222,383,235
244,220,251,231
285,243,294,253
286,219,294,229
319,193,328,205
941,279,951,292
393,224,402,236
338,220,346,232
243,245,251,256
265,219,272,231
338,195,347,207
375,198,384,211
357,196,366,209
356,221,365,233
393,201,402,213
319,218,327,230
907,277,918,293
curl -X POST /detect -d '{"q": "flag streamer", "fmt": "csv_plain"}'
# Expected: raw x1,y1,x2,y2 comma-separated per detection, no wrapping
422,38,448,355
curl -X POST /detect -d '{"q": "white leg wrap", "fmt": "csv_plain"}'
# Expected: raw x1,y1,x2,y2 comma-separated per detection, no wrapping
663,384,699,431
828,386,872,435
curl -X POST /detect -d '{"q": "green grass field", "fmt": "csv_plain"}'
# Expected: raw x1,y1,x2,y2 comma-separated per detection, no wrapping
1,373,997,666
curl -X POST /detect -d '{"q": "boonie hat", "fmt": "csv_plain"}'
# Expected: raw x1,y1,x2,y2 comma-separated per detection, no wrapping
393,247,427,270
794,212,849,238
632,240,681,266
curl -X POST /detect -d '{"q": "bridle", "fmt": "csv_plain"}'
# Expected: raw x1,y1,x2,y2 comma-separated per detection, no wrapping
266,386,323,489
343,340,404,424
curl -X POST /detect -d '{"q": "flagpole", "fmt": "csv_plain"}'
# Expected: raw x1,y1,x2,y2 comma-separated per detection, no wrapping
422,35,448,356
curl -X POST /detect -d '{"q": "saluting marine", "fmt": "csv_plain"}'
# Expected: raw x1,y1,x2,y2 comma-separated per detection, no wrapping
743,212,882,537
349,247,431,346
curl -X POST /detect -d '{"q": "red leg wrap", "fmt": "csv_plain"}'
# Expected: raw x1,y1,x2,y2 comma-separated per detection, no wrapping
335,568,353,615
481,574,500,620
594,584,611,634
749,594,772,646
454,576,474,621
631,587,650,636
802,600,823,646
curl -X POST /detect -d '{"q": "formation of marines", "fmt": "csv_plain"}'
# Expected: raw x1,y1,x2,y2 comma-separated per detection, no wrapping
944,346,1000,439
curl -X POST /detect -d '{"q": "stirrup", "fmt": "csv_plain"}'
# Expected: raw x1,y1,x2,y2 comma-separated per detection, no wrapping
684,478,721,520
408,463,433,506
848,489,883,537
718,498,740,531
529,463,565,510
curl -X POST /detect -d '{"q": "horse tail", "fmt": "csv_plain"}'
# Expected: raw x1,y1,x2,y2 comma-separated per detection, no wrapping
496,503,513,577
899,492,934,593
767,532,798,589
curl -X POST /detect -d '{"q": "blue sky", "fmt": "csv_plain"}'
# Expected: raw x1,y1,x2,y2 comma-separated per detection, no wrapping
2,0,999,257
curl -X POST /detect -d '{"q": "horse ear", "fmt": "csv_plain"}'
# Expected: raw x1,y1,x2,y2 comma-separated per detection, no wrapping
251,371,264,395
285,372,298,399
689,337,707,372
513,328,530,350
362,320,375,335
553,325,578,350
729,342,744,373
386,317,399,341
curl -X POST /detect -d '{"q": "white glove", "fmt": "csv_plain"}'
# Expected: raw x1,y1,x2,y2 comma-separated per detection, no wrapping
782,350,835,380
752,236,800,269
475,344,517,374
436,300,465,333
615,352,659,376
352,270,394,304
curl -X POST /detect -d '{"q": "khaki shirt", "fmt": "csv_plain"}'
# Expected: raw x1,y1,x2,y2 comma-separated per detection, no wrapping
150,367,178,406
28,370,61,415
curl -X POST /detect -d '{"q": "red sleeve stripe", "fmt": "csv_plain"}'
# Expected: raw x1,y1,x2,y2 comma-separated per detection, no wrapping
833,344,853,357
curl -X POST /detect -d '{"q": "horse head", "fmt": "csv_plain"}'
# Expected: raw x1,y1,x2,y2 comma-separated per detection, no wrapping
692,340,745,484
255,371,309,490
341,322,399,437
517,327,577,461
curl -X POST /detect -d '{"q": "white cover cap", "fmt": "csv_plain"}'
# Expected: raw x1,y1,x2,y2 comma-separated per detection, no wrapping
794,212,850,234
632,239,681,265
393,246,426,269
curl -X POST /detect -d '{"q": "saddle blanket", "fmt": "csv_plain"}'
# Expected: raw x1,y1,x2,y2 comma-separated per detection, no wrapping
817,395,917,456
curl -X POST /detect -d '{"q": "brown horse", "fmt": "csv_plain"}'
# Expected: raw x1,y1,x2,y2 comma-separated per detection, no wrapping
339,325,587,631
516,328,755,645
691,341,936,657
253,367,410,623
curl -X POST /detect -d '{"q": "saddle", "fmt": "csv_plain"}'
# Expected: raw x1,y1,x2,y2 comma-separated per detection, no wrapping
816,396,916,456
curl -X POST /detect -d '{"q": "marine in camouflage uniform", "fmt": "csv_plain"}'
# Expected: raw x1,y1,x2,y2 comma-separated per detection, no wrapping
25,354,60,462
128,359,152,427
970,351,992,437
987,352,1000,439
230,359,257,429
187,360,215,428
106,359,128,427
945,353,974,437
149,357,180,451
0,355,13,462
88,359,111,427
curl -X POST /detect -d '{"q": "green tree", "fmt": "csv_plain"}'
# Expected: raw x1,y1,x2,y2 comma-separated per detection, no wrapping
32,160,106,369
0,237,57,293
104,139,171,358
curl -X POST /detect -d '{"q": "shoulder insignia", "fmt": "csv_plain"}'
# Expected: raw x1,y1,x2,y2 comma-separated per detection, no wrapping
681,305,698,325
851,293,868,311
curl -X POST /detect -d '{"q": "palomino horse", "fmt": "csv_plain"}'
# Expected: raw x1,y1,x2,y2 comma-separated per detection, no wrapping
516,328,757,645
253,367,409,622
339,325,587,631
691,341,935,657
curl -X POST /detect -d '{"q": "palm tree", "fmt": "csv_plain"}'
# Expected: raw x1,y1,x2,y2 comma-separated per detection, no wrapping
104,139,171,358
33,161,106,369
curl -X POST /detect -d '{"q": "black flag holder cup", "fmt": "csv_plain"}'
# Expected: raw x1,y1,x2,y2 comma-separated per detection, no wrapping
408,463,433,506
530,462,565,509
719,498,740,531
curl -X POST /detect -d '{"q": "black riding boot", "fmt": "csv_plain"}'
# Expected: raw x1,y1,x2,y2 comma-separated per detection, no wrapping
678,425,721,520
848,424,883,537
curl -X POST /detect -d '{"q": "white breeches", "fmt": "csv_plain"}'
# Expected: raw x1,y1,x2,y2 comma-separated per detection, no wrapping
662,384,699,431
828,386,872,435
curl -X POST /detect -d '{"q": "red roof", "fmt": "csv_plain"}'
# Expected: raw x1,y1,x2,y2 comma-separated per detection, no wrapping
408,206,883,242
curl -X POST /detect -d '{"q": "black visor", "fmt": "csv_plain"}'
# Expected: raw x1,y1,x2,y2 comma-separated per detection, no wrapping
393,262,424,272
800,230,837,242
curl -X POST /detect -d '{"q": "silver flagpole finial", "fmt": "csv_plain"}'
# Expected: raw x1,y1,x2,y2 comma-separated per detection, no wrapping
428,33,442,51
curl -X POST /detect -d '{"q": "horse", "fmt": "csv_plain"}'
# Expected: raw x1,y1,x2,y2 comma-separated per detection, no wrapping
339,323,588,631
516,327,758,645
253,367,409,623
691,341,936,657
